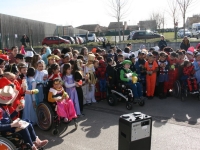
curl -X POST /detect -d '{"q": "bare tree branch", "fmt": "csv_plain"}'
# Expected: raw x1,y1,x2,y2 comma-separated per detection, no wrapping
105,0,132,41
176,0,195,35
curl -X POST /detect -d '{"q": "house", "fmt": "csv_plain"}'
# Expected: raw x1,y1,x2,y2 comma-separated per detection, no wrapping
76,24,101,33
127,25,139,31
186,15,200,29
108,22,125,31
138,20,157,31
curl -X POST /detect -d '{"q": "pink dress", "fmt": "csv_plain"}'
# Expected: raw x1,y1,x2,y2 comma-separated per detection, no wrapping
49,88,77,120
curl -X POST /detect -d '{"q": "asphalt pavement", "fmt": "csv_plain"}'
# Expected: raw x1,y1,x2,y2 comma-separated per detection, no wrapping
35,95,200,150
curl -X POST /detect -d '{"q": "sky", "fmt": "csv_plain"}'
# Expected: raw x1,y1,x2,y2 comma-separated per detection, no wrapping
0,0,200,28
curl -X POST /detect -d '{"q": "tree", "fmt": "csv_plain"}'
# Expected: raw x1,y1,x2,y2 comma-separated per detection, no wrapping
150,12,164,31
106,0,132,42
176,0,195,36
167,0,180,38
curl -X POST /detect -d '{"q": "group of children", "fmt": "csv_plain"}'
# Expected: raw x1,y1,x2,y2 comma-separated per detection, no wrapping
1,44,200,129
105,45,200,100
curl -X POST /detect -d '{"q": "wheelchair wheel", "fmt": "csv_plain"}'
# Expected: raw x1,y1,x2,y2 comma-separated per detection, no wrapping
126,102,133,110
52,129,59,135
0,137,16,150
173,80,181,98
138,100,145,106
36,102,54,131
107,94,117,106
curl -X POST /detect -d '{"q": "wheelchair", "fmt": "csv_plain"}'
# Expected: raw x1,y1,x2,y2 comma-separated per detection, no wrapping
0,132,44,150
173,79,200,101
36,81,77,135
107,81,145,110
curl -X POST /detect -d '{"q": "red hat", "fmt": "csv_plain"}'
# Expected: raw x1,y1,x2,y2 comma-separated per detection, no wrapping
186,47,195,55
0,77,12,89
0,54,10,61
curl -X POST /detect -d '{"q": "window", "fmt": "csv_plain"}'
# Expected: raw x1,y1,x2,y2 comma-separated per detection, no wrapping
138,32,145,35
146,32,153,35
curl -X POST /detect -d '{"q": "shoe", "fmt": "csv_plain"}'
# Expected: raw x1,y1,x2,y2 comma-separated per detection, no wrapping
159,95,164,99
194,91,199,94
74,119,78,129
78,114,85,117
34,138,48,148
64,118,68,122
134,98,140,102
32,145,38,150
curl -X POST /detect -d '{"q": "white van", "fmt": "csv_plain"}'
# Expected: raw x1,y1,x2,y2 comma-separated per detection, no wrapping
192,23,200,38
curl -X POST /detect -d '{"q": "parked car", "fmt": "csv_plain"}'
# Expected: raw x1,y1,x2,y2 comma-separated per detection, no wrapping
73,36,80,44
191,23,200,38
42,36,71,46
61,36,75,44
88,33,97,42
77,36,84,44
131,30,161,40
76,33,97,42
76,34,86,43
177,29,192,38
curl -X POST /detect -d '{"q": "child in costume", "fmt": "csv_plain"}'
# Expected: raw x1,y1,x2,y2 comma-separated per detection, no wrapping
120,60,144,101
48,64,62,81
193,52,200,83
186,47,195,63
96,58,107,100
48,78,77,125
22,67,38,125
157,52,170,99
84,53,97,104
144,53,158,99
34,60,48,105
106,58,116,94
62,63,81,116
73,59,86,115
94,60,101,101
0,80,48,150
129,54,136,72
135,50,147,96
182,60,198,93
167,52,179,91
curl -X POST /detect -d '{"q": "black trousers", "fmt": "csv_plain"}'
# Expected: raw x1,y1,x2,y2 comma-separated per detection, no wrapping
76,87,83,112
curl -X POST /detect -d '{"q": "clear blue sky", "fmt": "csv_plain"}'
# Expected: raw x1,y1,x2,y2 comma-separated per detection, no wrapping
0,0,200,28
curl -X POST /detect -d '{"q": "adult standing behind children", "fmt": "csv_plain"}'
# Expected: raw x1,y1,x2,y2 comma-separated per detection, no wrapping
180,36,190,51
158,35,167,51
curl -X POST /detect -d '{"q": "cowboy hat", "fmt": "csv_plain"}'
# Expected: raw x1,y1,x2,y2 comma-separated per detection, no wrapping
0,85,19,105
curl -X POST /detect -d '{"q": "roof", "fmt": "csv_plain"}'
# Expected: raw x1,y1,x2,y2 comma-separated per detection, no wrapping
108,22,123,30
76,24,99,31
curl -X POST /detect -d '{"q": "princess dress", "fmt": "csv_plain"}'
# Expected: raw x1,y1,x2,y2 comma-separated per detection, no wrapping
49,88,77,120
63,75,81,115
22,77,38,125
84,64,97,104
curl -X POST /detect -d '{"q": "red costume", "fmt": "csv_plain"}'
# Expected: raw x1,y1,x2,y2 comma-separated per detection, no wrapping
183,65,197,92
48,73,62,81
95,60,107,100
167,58,179,90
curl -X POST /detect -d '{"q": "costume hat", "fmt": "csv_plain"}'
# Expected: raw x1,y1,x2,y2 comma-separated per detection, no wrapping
187,47,195,55
0,85,19,105
122,60,132,65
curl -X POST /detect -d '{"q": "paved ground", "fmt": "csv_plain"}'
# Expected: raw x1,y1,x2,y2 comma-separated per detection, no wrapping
35,95,200,150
